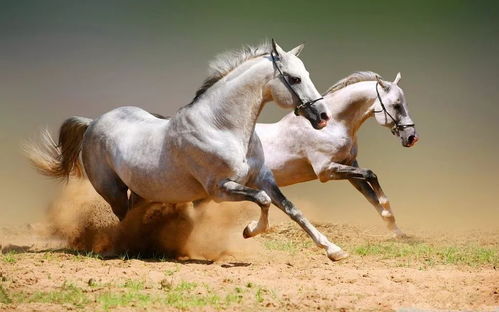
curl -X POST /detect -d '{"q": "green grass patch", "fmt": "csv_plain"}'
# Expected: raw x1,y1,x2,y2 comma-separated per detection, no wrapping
0,285,12,304
1,277,273,310
98,290,152,310
97,280,244,311
122,279,145,291
2,252,17,264
14,283,90,308
354,242,498,266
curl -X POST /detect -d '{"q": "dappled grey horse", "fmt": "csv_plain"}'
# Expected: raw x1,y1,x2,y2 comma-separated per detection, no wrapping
27,40,351,261
255,72,418,245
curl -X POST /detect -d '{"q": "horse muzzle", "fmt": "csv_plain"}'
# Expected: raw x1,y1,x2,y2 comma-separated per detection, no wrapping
296,100,329,130
400,128,419,147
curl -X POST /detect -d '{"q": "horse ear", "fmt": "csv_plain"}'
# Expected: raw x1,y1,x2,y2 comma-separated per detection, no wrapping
271,39,286,57
393,72,402,85
376,75,390,91
288,43,304,56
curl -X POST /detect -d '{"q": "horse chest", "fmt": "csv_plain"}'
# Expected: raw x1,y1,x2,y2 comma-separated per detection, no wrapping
319,129,354,161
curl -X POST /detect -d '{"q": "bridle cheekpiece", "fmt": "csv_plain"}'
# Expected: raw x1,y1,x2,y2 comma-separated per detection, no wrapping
270,51,323,116
374,82,415,135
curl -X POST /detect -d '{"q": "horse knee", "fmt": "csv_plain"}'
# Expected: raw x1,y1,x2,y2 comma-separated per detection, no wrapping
365,169,377,180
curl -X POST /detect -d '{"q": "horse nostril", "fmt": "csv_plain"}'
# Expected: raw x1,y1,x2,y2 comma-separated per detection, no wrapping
320,112,329,121
408,135,415,143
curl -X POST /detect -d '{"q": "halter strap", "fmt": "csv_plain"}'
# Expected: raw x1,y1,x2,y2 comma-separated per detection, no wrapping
374,82,415,135
270,51,323,116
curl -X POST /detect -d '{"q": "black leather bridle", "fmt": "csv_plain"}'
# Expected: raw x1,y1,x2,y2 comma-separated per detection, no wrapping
270,51,324,116
374,82,415,135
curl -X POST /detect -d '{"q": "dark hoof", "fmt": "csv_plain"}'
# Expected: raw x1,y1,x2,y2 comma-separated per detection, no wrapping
242,226,252,239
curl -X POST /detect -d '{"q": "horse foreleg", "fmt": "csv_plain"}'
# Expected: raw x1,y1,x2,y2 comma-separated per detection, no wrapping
348,178,406,238
255,170,348,261
316,160,405,237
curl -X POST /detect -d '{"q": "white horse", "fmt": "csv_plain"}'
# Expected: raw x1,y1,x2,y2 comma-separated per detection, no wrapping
28,40,351,261
255,72,418,239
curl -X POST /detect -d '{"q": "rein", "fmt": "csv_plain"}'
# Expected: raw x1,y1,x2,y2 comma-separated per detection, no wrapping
270,51,323,116
374,82,415,135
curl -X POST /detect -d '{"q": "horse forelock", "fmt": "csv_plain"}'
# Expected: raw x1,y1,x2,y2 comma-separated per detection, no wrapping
324,71,382,95
189,42,271,104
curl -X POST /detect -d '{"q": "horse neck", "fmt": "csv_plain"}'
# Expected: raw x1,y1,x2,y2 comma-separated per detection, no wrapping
325,81,378,137
194,56,273,144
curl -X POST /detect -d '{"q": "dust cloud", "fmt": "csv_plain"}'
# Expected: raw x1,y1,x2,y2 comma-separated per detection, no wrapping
44,179,260,260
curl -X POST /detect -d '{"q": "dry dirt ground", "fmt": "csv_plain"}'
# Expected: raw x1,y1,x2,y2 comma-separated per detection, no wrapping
0,222,497,312
0,181,497,311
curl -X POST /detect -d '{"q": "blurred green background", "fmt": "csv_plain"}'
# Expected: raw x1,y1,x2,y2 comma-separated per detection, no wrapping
1,0,498,230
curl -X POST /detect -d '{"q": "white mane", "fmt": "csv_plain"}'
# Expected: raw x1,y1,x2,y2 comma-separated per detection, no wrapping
190,42,271,103
324,71,381,95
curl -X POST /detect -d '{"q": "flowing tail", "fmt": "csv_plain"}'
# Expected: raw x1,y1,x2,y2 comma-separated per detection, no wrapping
24,117,93,179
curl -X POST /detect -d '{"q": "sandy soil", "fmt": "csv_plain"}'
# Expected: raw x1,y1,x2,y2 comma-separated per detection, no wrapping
1,222,498,312
0,180,497,311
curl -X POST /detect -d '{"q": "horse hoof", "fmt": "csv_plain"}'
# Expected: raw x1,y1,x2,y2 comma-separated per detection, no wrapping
393,231,408,239
328,249,349,261
242,227,252,239
242,221,258,239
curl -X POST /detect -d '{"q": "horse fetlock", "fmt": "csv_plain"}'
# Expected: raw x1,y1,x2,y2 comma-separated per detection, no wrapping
378,196,389,206
381,209,392,217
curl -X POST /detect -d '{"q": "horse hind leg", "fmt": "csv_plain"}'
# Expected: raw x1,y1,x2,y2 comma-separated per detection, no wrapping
242,205,269,238
129,191,147,209
86,166,129,221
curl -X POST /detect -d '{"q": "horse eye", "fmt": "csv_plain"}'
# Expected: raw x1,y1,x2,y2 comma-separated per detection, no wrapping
288,76,301,84
393,103,402,110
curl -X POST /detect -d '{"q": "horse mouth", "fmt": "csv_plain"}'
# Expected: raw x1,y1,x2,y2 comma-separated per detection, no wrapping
317,119,328,129
402,135,419,147
308,118,328,130
308,112,329,129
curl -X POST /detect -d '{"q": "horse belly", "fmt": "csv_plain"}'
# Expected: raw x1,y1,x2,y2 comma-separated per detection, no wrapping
271,158,317,187
120,153,209,203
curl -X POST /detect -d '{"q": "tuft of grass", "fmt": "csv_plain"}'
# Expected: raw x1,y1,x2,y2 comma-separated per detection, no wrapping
0,285,12,304
17,283,90,308
354,242,498,266
122,279,145,291
98,290,152,311
164,266,180,277
97,280,245,311
2,277,275,310
254,286,277,305
73,251,102,261
2,252,17,264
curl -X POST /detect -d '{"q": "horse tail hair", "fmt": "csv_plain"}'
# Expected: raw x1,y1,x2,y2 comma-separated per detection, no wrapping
24,117,92,180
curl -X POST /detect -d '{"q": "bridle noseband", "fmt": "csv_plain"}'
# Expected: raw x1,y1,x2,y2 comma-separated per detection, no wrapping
270,51,323,116
374,82,415,135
